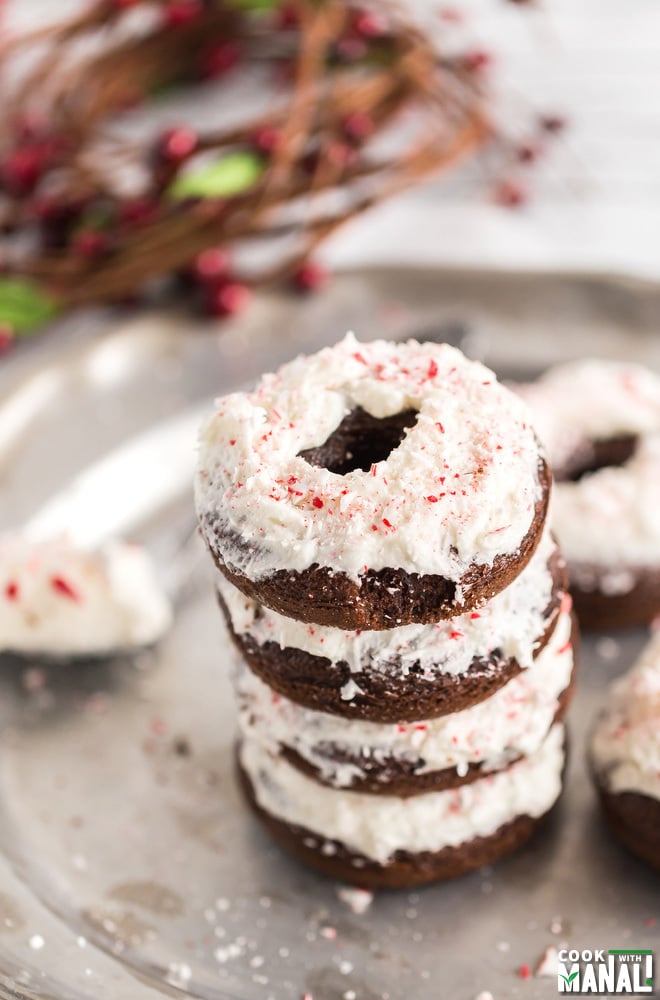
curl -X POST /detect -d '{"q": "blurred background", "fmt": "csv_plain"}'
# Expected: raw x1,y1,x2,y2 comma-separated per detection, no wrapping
0,0,658,352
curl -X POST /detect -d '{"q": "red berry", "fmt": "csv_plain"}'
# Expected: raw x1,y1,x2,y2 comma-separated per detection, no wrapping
252,126,283,156
157,126,199,164
120,197,156,226
164,0,203,27
353,10,386,38
193,247,232,284
73,229,109,259
110,0,144,9
0,325,15,354
200,41,241,79
207,281,251,317
539,113,566,134
462,49,492,72
34,197,84,249
2,147,47,197
494,179,528,207
293,261,330,293
343,112,375,144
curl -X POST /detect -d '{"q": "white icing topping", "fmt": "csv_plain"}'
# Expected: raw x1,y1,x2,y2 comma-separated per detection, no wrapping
551,435,660,573
591,630,660,802
517,359,660,474
219,528,559,680
196,334,543,583
0,534,172,657
240,723,565,863
234,609,574,788
518,359,660,583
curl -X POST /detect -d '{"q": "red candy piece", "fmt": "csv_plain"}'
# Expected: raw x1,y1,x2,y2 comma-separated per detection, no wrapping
50,576,81,602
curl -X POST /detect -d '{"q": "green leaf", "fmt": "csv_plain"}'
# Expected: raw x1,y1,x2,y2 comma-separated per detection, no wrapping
0,278,58,335
568,972,578,983
168,152,265,200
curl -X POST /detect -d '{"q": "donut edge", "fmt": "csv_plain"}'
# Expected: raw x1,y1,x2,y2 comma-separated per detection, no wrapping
208,455,552,631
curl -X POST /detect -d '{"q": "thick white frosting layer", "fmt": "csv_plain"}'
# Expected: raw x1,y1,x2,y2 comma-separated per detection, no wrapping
240,723,565,863
551,435,660,572
591,631,660,802
219,528,558,680
0,534,172,657
519,359,660,584
234,609,574,787
197,334,543,583
518,359,660,474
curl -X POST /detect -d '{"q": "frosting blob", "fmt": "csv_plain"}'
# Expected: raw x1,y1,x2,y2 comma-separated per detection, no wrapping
0,534,172,657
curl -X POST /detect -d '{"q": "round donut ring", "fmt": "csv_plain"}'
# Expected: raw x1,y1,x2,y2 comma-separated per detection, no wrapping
197,334,550,630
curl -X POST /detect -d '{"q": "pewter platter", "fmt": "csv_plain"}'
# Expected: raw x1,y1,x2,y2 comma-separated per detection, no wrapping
0,267,658,1000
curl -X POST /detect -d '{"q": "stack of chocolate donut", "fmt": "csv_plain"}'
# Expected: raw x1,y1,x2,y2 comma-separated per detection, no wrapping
196,334,577,888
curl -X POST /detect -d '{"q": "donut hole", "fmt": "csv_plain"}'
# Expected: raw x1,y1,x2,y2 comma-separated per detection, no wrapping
563,434,637,482
298,406,418,475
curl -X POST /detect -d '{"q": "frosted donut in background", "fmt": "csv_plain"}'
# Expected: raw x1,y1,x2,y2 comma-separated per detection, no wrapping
517,359,660,629
590,629,660,871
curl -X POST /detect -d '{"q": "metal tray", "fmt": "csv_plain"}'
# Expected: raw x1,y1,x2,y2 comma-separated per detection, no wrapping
0,267,658,1000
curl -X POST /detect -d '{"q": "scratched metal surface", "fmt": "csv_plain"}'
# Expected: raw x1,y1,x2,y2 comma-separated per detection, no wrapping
0,268,657,1000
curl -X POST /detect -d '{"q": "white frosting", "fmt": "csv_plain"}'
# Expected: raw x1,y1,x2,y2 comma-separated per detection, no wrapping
591,630,660,801
240,723,565,863
234,609,574,788
219,528,559,680
551,435,660,571
517,359,660,474
0,534,172,657
196,334,543,583
518,359,660,584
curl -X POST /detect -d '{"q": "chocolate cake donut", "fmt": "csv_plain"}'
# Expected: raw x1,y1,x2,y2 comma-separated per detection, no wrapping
218,529,567,722
234,608,577,795
238,723,567,889
197,334,550,630
591,631,660,871
518,359,660,629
